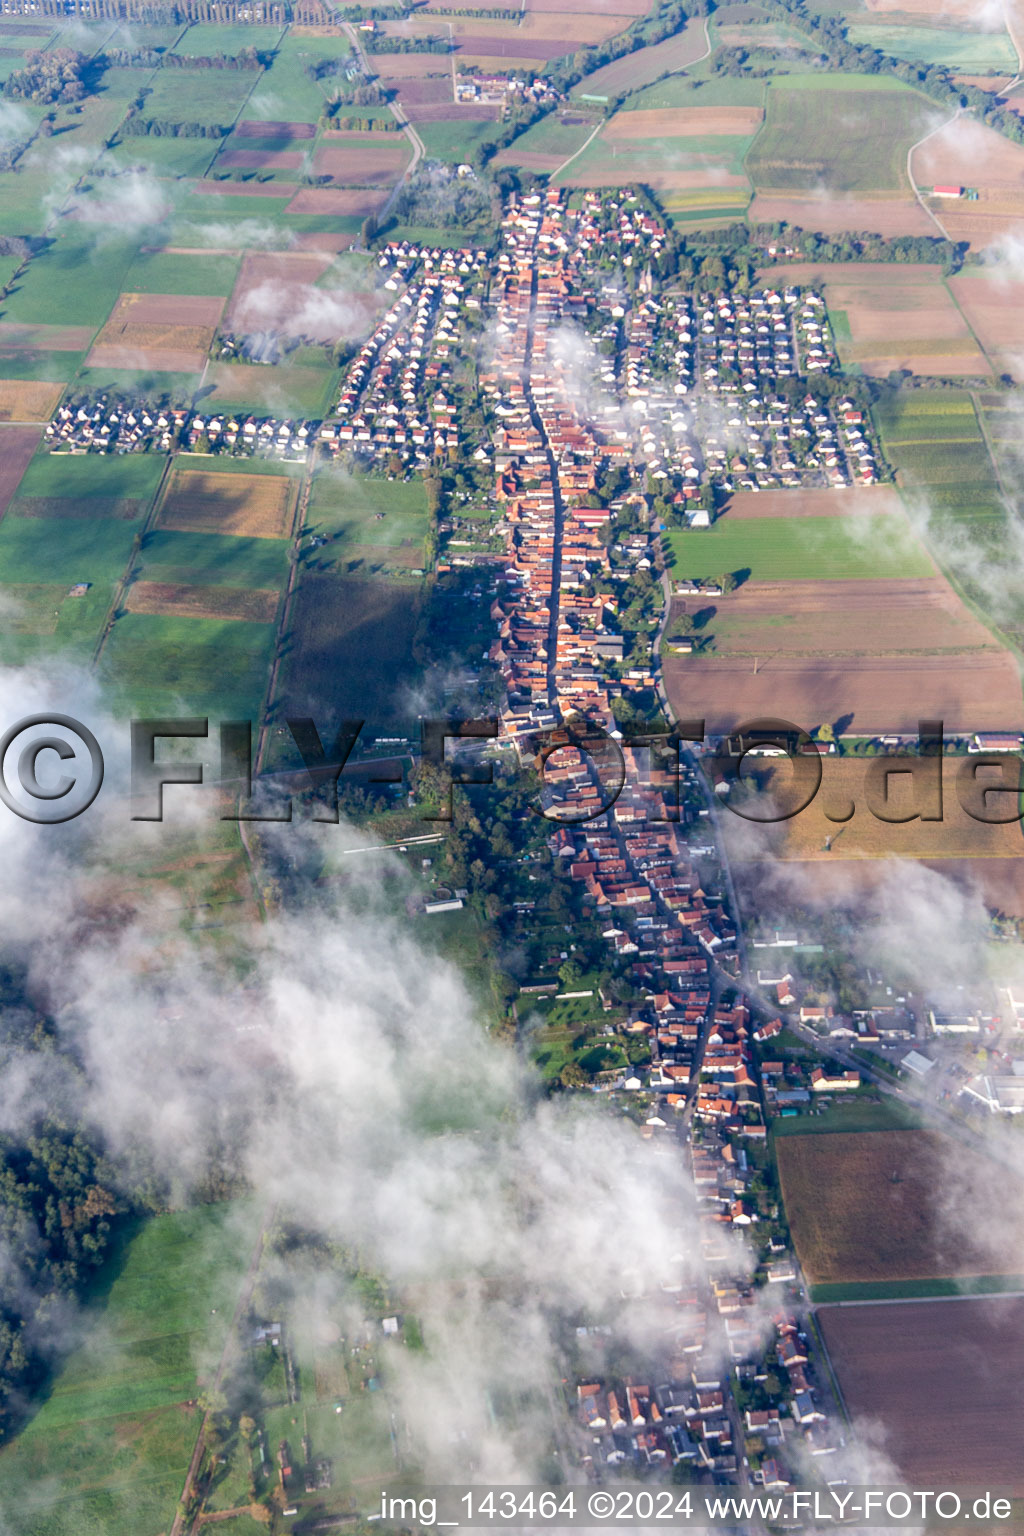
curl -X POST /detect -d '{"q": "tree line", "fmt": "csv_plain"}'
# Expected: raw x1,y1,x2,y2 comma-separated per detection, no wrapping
122,114,231,136
103,44,267,69
365,34,451,53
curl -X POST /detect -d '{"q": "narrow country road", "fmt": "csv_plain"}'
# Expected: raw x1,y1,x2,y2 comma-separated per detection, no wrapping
343,21,425,228
906,106,962,241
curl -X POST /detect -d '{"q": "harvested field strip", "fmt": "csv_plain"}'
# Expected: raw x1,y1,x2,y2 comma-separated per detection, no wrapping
757,753,1024,861
810,1274,1024,1303
125,581,279,622
105,293,226,326
10,496,146,522
0,380,64,421
0,426,41,520
602,105,763,138
0,323,96,352
157,469,295,540
778,1129,1016,1285
234,119,315,138
722,487,905,518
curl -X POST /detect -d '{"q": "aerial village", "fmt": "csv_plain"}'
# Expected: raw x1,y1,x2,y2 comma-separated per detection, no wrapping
29,186,1012,1489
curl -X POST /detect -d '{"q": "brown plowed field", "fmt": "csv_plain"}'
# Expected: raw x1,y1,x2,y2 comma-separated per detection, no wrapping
403,101,502,121
722,487,905,519
86,345,208,372
564,160,747,190
0,380,63,422
748,191,935,237
925,194,1024,250
294,231,358,252
819,1300,1024,1493
217,148,306,171
126,582,279,622
89,295,221,372
778,1130,1012,1285
0,426,40,520
604,105,763,138
758,261,991,374
454,34,570,55
733,754,1024,864
496,149,565,171
107,293,226,327
371,54,450,76
192,180,297,198
700,576,1000,657
663,651,1024,737
285,187,388,216
225,251,380,340
948,270,1024,373
915,116,1024,195
380,76,452,103
158,469,294,539
312,143,410,185
568,21,710,97
234,119,316,138
0,323,96,351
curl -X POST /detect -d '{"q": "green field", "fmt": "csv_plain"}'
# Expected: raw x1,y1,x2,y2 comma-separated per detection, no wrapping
665,513,934,581
172,20,285,53
307,470,430,572
496,113,598,162
0,171,55,239
137,528,291,586
204,363,340,418
246,30,351,122
107,133,220,177
102,610,278,720
0,1203,262,1536
0,510,143,663
1,230,141,327
623,74,767,109
13,451,166,504
848,21,1018,72
141,67,260,126
0,515,140,585
771,1099,926,1138
747,76,933,193
421,115,514,163
70,366,204,400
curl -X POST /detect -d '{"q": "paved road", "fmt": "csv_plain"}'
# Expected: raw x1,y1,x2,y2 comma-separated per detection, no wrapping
906,106,962,240
345,22,426,224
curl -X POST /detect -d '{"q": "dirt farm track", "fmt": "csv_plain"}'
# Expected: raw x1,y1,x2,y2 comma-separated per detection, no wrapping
819,1298,1024,1493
